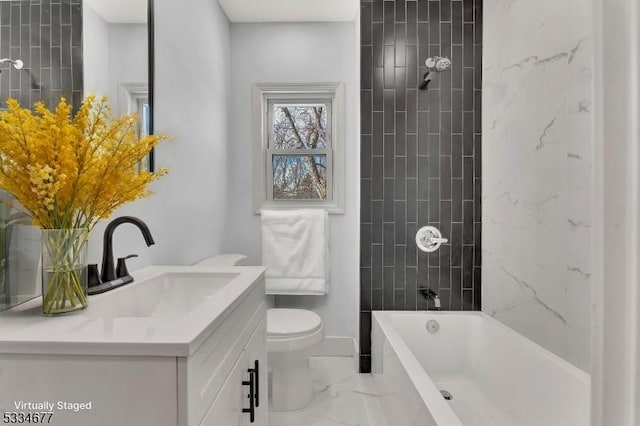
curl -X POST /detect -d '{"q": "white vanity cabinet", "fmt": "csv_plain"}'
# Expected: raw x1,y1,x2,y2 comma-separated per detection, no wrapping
0,266,267,426
180,281,267,426
199,316,267,426
243,317,268,426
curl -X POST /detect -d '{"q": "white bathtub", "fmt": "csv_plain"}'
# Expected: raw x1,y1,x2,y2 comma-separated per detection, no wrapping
371,311,590,426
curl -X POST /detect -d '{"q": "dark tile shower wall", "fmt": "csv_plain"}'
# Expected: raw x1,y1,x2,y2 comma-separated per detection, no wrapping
0,0,83,111
360,0,482,373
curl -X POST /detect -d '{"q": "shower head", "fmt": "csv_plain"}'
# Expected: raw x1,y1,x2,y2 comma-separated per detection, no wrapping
425,56,451,72
0,58,39,88
0,58,23,70
419,56,452,90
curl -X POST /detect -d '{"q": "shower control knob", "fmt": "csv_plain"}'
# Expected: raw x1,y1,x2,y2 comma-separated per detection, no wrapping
416,226,448,253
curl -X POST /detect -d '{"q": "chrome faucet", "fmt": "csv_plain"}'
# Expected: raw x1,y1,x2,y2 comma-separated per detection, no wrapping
419,288,442,310
88,216,155,295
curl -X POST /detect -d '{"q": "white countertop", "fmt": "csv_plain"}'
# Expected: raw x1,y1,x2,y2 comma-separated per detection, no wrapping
0,265,266,357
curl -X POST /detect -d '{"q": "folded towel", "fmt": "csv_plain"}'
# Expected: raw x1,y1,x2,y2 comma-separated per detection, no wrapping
261,209,328,295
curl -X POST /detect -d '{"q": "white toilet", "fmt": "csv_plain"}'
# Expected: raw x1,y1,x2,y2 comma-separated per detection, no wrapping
194,254,324,412
267,308,323,411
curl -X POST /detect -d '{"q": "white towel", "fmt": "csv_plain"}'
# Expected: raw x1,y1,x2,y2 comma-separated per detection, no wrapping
261,209,328,295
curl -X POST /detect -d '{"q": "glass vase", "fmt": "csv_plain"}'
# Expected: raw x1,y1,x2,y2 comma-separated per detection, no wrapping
41,228,89,315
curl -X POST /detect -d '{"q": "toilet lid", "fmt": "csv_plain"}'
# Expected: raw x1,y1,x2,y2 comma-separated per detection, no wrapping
267,309,322,338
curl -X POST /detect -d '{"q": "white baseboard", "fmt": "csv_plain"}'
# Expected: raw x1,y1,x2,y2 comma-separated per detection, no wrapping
313,336,357,357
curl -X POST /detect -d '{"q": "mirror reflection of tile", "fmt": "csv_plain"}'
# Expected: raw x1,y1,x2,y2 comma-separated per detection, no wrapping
0,0,83,112
0,0,85,312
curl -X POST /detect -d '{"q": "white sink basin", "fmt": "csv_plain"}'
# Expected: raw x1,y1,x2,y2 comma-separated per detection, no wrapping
87,272,240,319
0,265,266,357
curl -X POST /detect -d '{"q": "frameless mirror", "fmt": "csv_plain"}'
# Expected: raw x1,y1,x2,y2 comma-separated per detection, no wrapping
0,0,89,312
0,0,154,313
83,0,154,171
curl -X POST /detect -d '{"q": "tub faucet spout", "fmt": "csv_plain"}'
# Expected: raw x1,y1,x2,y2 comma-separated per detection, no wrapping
419,288,441,310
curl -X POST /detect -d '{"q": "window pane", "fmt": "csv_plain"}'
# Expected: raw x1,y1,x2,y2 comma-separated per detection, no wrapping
272,104,328,149
272,155,327,200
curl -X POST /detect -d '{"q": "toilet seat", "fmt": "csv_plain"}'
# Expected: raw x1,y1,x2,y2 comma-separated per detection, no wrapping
267,308,322,337
267,309,324,352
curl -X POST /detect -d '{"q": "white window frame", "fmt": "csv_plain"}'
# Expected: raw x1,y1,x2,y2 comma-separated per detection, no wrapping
252,82,345,214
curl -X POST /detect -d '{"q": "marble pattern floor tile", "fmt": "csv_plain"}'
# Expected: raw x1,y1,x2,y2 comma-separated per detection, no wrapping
269,357,386,426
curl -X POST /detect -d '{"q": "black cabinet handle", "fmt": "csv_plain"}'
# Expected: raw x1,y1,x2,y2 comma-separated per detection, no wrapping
253,360,259,407
242,369,255,423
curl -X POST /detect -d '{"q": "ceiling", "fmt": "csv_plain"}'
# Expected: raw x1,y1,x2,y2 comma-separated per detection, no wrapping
217,0,359,23
83,0,147,24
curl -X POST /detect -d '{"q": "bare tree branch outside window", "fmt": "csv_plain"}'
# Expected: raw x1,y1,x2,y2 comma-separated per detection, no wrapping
271,105,328,200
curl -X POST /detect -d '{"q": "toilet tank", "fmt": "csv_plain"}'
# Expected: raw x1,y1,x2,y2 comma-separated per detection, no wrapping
193,254,248,266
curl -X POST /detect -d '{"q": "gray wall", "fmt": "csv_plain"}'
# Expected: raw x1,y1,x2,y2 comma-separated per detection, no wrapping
223,22,360,341
108,23,147,115
83,5,147,116
82,3,108,98
87,0,232,269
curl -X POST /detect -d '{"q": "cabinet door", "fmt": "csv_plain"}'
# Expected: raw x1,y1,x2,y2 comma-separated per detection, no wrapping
200,350,248,426
244,315,267,426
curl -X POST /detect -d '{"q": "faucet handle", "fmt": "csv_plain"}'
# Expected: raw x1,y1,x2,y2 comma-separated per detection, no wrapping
116,254,138,278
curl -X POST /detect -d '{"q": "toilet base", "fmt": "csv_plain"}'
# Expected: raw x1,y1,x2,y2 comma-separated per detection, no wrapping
269,349,315,412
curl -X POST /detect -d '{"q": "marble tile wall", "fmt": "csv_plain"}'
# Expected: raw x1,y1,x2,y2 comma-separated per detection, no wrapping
360,0,483,373
482,0,592,371
0,0,83,111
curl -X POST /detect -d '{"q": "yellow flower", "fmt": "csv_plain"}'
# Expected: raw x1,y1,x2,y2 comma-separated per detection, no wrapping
0,96,169,230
